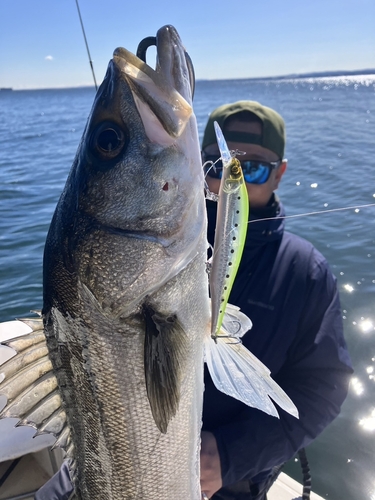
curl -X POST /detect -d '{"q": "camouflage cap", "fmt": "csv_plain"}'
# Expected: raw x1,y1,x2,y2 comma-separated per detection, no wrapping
201,100,286,159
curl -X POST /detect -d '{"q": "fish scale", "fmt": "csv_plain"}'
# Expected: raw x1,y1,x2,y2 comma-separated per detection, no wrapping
57,264,204,498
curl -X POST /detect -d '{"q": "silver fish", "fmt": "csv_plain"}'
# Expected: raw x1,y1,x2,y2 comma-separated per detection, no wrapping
0,24,299,500
1,25,209,499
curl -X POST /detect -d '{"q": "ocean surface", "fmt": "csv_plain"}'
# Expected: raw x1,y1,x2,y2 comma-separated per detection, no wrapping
1,75,375,499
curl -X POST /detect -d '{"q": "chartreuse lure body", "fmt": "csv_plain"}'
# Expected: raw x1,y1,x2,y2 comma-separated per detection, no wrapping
209,122,249,339
204,122,299,420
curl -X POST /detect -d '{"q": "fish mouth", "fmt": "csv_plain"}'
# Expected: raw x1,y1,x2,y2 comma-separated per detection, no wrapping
135,29,195,99
111,25,195,140
93,186,202,249
96,222,167,246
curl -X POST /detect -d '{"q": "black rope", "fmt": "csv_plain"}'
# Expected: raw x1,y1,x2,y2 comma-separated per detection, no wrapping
75,0,98,91
298,448,312,499
0,457,22,488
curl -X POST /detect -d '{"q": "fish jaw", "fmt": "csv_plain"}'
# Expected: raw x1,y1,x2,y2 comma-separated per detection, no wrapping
69,56,200,240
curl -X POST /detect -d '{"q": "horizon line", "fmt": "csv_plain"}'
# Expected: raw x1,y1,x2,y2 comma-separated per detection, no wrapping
2,68,375,92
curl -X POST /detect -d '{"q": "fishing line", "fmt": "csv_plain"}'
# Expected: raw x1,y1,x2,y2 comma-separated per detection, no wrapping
203,163,375,225
205,188,375,256
75,0,98,91
247,203,375,225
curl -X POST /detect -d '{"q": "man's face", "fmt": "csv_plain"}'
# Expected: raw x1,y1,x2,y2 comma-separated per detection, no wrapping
203,119,287,207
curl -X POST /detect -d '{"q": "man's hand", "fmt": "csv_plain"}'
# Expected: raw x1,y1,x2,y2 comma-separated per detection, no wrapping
200,431,222,498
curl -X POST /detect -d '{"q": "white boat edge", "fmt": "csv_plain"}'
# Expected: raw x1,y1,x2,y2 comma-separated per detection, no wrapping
268,471,324,500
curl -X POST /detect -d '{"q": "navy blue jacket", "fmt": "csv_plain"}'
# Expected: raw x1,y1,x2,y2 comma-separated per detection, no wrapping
203,197,353,487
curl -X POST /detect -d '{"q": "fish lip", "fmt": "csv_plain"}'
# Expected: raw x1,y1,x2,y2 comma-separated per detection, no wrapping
93,221,175,248
96,223,162,243
111,25,193,140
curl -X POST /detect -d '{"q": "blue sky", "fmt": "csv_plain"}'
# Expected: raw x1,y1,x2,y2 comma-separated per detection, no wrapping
1,0,374,89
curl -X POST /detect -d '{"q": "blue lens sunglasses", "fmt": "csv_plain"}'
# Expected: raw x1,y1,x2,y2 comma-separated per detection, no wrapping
204,155,282,185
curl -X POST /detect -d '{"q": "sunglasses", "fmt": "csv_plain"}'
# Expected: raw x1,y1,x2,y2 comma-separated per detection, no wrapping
204,155,282,185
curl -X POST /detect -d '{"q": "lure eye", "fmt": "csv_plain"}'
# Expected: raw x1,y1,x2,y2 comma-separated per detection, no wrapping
230,159,241,177
90,121,127,160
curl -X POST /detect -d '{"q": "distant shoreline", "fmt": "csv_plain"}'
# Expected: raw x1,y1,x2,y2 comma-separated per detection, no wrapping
198,68,375,83
2,69,375,91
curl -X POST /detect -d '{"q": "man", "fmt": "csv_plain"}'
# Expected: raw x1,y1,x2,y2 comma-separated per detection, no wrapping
199,101,352,500
35,101,352,500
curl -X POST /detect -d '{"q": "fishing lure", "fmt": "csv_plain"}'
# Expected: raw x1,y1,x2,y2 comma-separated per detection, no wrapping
204,122,299,419
209,121,249,340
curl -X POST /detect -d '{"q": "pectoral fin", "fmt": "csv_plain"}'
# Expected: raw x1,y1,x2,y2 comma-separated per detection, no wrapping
0,316,72,455
143,304,187,434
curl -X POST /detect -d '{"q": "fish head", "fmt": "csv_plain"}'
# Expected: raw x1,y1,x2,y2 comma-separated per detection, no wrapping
44,25,207,313
68,26,203,245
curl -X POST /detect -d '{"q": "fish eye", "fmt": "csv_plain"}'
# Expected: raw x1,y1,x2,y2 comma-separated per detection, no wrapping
90,121,127,159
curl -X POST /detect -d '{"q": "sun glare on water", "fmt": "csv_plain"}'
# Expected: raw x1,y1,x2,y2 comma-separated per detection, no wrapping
359,409,375,432
360,319,374,333
350,377,364,396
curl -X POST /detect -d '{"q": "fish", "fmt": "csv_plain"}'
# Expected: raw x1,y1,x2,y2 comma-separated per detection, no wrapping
1,25,209,499
0,23,298,500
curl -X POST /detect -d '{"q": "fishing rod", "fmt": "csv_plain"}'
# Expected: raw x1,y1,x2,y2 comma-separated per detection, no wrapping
75,0,98,91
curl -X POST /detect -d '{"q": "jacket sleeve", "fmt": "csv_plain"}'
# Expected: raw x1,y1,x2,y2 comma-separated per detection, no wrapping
34,460,74,500
212,252,353,486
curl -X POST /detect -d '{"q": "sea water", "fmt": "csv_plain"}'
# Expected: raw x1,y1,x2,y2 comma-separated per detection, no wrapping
0,76,374,499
